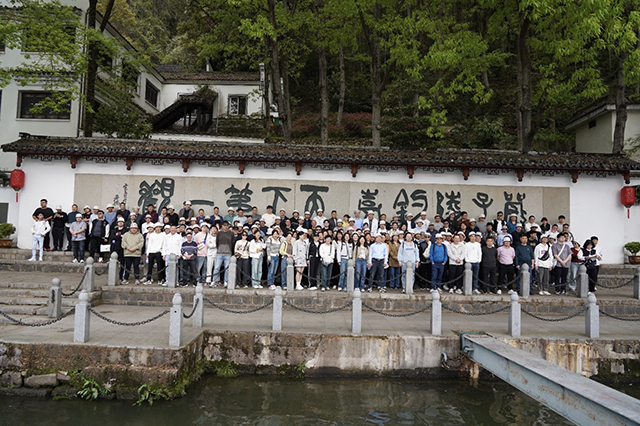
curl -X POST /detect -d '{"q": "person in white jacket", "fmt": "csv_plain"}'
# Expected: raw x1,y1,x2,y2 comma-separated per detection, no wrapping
447,234,466,294
534,234,554,295
319,235,335,291
464,232,483,294
30,213,51,261
292,232,309,290
161,225,183,286
144,223,165,285
248,228,265,288
205,226,218,286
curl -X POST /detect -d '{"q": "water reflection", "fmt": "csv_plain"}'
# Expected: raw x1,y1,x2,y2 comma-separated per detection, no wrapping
0,377,572,426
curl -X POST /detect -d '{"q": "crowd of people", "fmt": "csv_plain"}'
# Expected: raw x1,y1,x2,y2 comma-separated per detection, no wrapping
29,199,604,295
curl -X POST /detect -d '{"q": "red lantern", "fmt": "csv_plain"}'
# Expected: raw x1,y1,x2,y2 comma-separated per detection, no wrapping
10,169,25,203
621,186,635,218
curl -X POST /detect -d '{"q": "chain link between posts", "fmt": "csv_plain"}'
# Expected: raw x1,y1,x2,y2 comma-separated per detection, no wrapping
521,306,588,322
88,307,169,326
282,299,352,314
183,298,199,319
600,311,640,322
587,276,635,289
61,269,88,297
0,307,76,327
361,301,432,317
203,296,273,314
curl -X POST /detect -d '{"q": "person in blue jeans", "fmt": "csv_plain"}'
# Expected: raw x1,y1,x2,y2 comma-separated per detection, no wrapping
429,233,448,292
353,236,369,291
266,229,282,289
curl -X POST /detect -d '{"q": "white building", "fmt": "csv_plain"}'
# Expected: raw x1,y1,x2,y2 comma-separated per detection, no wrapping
0,0,265,224
566,104,640,160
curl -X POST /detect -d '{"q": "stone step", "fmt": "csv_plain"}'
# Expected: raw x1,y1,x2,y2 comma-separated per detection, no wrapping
0,288,50,297
0,313,47,325
0,295,50,306
0,282,52,290
0,303,47,316
0,259,88,273
599,265,636,276
0,248,79,261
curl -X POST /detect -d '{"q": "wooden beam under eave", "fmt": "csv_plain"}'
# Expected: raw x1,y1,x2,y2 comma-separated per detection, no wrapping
182,159,190,173
238,160,245,175
462,167,470,181
16,153,22,167
125,157,133,171
295,162,302,176
407,165,414,179
571,170,579,183
624,171,631,184
70,155,77,169
351,163,358,178
516,169,524,182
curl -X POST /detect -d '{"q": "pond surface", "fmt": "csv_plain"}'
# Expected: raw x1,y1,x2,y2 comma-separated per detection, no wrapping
0,376,580,425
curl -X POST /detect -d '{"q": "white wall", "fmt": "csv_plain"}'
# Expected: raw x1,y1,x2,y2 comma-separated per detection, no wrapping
575,109,640,157
7,156,632,263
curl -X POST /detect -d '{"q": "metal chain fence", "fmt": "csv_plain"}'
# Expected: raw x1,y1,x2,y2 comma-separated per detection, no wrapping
588,276,635,289
442,304,510,316
283,299,352,314
0,307,76,327
183,298,199,319
600,311,640,322
521,306,588,322
362,301,432,317
88,307,169,326
61,269,88,297
204,296,273,314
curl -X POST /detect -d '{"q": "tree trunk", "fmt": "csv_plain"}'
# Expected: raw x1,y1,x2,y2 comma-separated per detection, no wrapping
370,3,382,148
613,52,629,155
318,45,329,145
267,0,291,143
516,13,533,153
263,60,271,137
83,0,115,137
336,42,345,126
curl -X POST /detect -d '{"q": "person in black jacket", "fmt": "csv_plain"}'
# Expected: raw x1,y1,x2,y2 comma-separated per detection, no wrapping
89,210,110,263
307,233,321,290
480,236,498,293
51,205,67,252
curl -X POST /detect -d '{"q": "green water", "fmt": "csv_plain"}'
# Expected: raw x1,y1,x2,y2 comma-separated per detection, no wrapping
0,376,574,425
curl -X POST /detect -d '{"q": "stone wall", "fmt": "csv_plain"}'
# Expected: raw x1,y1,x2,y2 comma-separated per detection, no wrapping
75,174,569,222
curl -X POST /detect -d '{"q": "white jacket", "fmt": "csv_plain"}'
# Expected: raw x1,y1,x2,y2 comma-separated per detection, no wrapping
31,220,51,236
162,233,183,258
464,242,482,263
447,242,465,265
249,239,265,259
293,239,309,266
146,232,165,255
206,235,217,258
319,243,335,265
535,243,554,268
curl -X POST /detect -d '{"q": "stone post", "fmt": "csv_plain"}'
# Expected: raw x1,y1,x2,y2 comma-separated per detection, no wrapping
73,290,90,343
169,293,183,347
107,252,119,286
519,263,530,299
577,265,589,299
227,256,237,291
346,259,355,293
585,293,599,339
405,261,414,294
430,291,441,336
193,284,204,328
48,278,62,319
286,257,294,292
352,288,362,334
509,292,521,337
84,257,95,293
463,262,472,296
272,287,282,331
634,266,640,300
166,254,178,288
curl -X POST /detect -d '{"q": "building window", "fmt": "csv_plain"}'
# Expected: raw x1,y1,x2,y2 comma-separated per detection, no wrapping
0,202,7,223
18,91,71,120
228,95,247,115
588,119,596,129
145,80,159,108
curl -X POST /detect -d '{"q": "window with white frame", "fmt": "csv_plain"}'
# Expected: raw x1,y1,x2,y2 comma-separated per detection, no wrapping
18,91,71,120
145,80,159,108
228,95,247,115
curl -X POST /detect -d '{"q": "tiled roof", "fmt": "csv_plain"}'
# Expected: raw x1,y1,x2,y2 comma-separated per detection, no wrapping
155,64,259,83
3,135,638,181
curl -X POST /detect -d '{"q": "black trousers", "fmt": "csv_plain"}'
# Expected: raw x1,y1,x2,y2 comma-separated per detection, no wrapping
553,266,568,293
449,264,464,289
417,262,431,289
308,258,321,288
181,258,197,285
498,264,515,290
89,236,106,258
123,256,140,281
237,258,251,287
52,226,65,250
147,252,165,282
481,265,497,292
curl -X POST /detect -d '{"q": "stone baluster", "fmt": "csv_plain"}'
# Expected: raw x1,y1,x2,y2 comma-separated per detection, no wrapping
405,261,414,294
227,256,237,291
346,259,355,293
107,252,119,286
463,262,472,296
193,284,204,328
48,278,62,319
167,254,178,288
431,291,441,336
352,288,362,334
519,263,530,299
577,265,588,298
272,287,283,331
287,257,294,291
169,293,183,347
84,257,95,293
73,290,90,343
509,292,521,337
585,293,599,339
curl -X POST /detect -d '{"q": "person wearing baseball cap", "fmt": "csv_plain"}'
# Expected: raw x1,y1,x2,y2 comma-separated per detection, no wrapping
429,233,448,292
144,220,166,286
497,235,515,295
